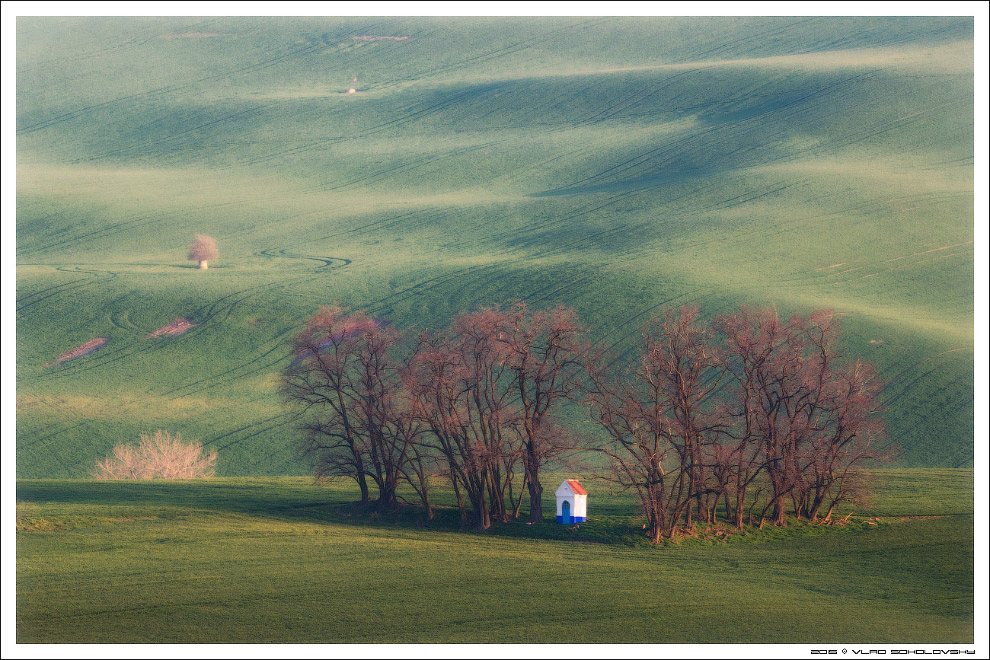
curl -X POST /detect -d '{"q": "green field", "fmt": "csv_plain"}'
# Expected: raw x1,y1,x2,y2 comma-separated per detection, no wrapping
14,17,977,645
16,17,974,477
15,470,974,643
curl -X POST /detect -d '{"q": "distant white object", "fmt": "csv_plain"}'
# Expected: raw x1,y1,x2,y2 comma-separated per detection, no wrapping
347,88,357,94
555,479,587,524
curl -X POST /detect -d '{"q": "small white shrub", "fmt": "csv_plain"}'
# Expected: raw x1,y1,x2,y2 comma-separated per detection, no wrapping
94,430,217,479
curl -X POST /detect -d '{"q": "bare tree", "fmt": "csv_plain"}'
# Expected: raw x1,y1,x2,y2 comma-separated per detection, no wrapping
645,307,726,526
717,307,889,526
404,316,520,530
283,305,428,513
797,359,888,521
399,434,441,522
585,346,680,543
716,307,777,528
282,306,379,504
188,234,218,269
584,306,723,542
401,304,586,528
350,319,417,513
496,302,587,523
94,430,217,479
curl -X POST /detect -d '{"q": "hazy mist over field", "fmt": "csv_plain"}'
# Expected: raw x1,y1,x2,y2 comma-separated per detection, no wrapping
16,16,974,477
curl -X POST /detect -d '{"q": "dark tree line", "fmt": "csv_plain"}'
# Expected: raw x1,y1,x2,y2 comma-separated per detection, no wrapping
282,302,889,541
587,306,888,542
282,303,584,530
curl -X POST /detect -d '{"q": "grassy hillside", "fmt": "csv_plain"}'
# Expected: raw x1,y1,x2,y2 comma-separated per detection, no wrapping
16,17,974,477
15,470,974,643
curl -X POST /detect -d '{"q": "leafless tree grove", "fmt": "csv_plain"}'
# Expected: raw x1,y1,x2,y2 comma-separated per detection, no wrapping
283,302,888,541
716,308,887,528
586,306,888,540
585,306,726,543
284,303,584,529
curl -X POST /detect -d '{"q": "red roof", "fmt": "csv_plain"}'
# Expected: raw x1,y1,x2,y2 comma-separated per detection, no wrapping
566,479,587,495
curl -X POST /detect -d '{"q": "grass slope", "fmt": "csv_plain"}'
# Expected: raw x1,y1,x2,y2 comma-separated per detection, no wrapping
15,17,974,476
15,469,974,643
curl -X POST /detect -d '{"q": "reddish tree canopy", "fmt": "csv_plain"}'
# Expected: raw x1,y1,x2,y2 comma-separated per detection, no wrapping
279,300,888,542
188,234,218,263
586,305,890,541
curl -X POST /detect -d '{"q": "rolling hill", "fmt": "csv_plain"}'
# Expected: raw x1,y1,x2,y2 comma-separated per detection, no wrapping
15,16,975,477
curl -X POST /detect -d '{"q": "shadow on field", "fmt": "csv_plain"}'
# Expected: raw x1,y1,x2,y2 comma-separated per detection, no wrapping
171,264,231,269
14,479,653,546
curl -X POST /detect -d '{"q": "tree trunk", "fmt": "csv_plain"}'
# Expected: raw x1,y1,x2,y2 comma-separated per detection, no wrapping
356,470,370,504
526,464,543,523
822,503,835,522
511,473,529,519
772,494,787,526
422,491,434,522
649,521,662,544
375,484,398,514
199,260,208,269
474,496,492,531
808,493,825,522
451,472,467,529
735,489,746,529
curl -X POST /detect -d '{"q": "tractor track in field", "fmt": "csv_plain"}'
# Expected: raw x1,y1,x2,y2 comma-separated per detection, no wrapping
207,411,300,452
545,69,888,195
69,102,277,165
16,276,96,312
160,337,293,399
377,17,616,90
878,347,972,408
18,40,328,136
522,269,600,306
257,249,352,270
570,66,715,128
315,209,430,241
680,17,821,63
16,266,123,329
56,264,120,278
17,420,92,450
645,190,972,293
317,142,498,193
242,85,511,168
109,310,144,333
20,250,352,388
238,83,496,167
362,264,498,317
780,95,972,166
15,17,225,75
17,245,357,463
15,211,176,258
595,289,710,365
